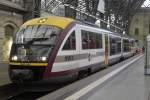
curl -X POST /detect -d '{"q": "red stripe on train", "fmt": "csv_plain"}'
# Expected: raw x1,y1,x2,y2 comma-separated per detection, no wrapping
43,22,75,78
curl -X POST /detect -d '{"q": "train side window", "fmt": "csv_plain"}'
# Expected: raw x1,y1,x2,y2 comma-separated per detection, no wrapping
109,36,121,55
63,31,76,50
109,37,116,55
116,37,121,53
96,33,102,48
81,30,102,49
81,30,89,49
89,32,96,49
123,39,130,52
129,40,131,51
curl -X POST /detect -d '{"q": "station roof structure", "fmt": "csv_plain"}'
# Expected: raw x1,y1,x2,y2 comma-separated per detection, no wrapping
0,0,147,32
41,0,146,33
0,0,26,13
104,0,146,32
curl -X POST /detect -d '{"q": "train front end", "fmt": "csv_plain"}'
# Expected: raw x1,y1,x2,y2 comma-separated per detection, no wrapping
9,16,74,83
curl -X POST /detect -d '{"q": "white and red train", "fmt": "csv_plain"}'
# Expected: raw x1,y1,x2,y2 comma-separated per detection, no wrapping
9,16,136,83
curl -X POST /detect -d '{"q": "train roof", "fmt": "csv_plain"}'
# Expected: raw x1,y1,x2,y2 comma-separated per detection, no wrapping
22,16,75,29
22,16,132,39
77,20,121,37
95,28,121,37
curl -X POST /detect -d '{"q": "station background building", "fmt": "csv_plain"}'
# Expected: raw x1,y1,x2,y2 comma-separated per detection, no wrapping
0,0,40,61
0,0,24,61
129,8,150,47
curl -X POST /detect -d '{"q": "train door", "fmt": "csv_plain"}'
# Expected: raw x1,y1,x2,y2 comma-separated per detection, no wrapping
121,37,123,57
104,34,109,65
75,25,81,68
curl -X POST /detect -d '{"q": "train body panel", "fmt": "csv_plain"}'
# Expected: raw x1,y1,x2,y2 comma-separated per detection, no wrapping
8,16,137,84
52,24,106,73
52,25,80,72
107,32,122,64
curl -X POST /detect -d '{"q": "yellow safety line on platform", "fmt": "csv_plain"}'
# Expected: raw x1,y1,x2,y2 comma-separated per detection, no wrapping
64,54,143,100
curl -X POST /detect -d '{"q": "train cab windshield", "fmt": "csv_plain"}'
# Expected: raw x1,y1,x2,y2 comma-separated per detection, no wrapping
10,25,62,62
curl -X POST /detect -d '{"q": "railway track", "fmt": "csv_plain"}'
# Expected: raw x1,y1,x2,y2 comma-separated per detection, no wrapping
7,84,66,100
0,83,65,100
7,91,50,100
0,83,23,100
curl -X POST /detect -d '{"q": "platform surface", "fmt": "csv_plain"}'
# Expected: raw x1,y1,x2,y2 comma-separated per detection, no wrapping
0,63,10,85
79,56,150,100
39,55,147,100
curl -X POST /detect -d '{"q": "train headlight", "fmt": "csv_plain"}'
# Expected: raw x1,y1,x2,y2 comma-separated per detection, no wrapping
41,56,47,61
12,56,18,61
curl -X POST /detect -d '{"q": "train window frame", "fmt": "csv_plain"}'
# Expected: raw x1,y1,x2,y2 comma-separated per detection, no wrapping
130,40,135,50
81,30,102,50
109,35,121,56
123,38,131,52
123,39,130,52
62,31,76,50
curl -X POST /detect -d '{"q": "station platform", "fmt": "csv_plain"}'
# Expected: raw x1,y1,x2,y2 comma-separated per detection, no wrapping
39,54,149,100
81,55,148,100
0,63,10,85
